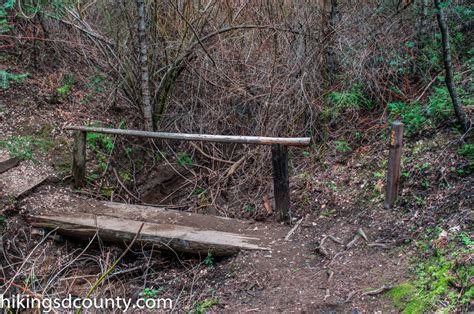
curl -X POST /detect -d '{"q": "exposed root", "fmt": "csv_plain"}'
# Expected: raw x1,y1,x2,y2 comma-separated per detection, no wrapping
285,218,304,241
361,284,395,296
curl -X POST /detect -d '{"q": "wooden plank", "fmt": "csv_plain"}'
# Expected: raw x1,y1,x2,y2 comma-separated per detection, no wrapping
30,212,269,255
272,144,290,221
72,131,86,188
384,121,404,209
23,190,282,235
24,190,288,255
65,126,311,147
0,151,19,174
0,162,51,198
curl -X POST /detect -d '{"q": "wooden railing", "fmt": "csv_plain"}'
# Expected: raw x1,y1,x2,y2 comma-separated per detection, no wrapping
67,126,311,221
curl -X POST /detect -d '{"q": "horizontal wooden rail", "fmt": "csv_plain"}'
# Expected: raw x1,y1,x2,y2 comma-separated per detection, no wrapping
65,126,311,147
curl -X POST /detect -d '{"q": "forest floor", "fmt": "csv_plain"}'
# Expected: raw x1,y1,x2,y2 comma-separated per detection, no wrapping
0,61,472,313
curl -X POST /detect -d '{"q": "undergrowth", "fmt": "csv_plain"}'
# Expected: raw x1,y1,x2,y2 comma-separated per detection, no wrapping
0,136,53,162
324,83,373,123
388,77,472,137
0,70,28,90
387,229,473,313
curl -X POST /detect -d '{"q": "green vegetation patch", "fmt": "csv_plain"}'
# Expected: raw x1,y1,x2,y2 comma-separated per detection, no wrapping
323,83,374,123
388,83,472,137
194,298,220,314
387,231,473,313
0,0,15,34
0,136,53,162
458,144,474,160
0,70,29,90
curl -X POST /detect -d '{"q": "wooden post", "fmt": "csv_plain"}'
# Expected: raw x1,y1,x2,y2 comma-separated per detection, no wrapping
272,144,290,222
72,131,86,188
384,121,404,209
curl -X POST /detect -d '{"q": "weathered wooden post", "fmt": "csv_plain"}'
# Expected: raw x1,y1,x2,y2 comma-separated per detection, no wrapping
271,144,290,222
72,130,86,188
384,121,404,209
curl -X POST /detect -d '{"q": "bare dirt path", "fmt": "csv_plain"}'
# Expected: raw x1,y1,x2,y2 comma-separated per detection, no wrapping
11,182,410,312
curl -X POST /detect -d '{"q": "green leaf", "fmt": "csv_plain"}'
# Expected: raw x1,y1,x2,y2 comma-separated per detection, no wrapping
177,153,193,167
405,41,415,48
4,0,15,9
0,71,29,90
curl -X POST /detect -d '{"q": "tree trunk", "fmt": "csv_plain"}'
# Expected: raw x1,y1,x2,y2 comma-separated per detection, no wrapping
324,0,338,86
136,0,154,131
434,0,471,133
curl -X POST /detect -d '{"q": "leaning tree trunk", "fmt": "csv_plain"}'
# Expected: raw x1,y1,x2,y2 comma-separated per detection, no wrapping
136,0,154,131
434,0,471,133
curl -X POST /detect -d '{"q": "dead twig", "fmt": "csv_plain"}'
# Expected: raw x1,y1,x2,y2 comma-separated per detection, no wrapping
225,154,248,178
346,228,368,249
367,242,392,249
4,228,59,295
112,167,141,202
324,288,331,300
76,223,144,314
190,142,234,164
327,270,334,282
341,290,357,304
285,218,303,241
328,235,343,244
345,234,360,249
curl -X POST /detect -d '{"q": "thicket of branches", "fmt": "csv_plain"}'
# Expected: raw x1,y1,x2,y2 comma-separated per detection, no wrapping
1,0,472,210
4,0,471,134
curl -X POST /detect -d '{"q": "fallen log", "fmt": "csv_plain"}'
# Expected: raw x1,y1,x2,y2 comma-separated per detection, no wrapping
30,212,269,256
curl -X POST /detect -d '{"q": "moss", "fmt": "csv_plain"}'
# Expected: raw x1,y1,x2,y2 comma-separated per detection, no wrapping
387,283,416,308
388,237,473,313
387,283,429,314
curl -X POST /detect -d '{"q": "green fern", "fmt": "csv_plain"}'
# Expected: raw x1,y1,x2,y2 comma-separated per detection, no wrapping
0,70,29,90
0,0,15,33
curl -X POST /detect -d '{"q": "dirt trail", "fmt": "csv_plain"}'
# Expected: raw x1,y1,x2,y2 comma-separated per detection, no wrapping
13,182,410,312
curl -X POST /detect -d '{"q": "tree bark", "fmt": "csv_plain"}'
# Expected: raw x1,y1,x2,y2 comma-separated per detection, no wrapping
136,0,154,131
434,0,471,133
325,0,338,86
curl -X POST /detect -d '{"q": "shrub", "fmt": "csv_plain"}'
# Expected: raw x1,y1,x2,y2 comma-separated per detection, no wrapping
458,144,474,160
0,0,14,34
56,74,76,98
0,70,29,90
426,86,453,122
334,140,352,153
387,102,430,136
324,84,373,122
0,136,53,162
